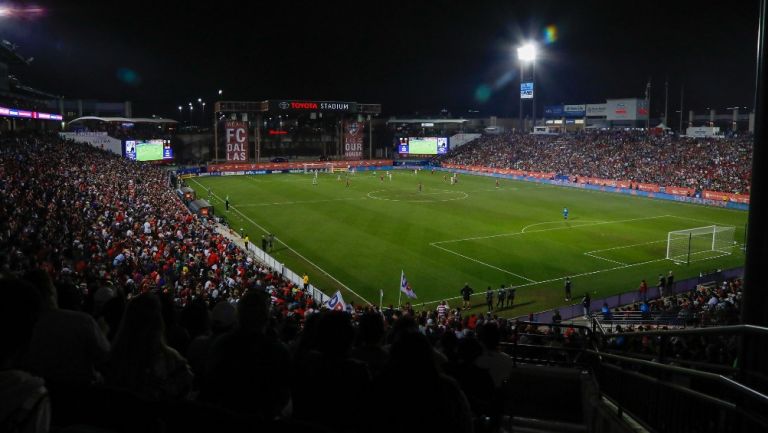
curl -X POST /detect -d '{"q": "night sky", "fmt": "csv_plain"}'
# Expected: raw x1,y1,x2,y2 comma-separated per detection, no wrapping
3,0,760,118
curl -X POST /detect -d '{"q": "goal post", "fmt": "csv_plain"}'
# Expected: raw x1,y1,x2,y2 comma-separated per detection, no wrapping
303,162,334,173
666,225,736,264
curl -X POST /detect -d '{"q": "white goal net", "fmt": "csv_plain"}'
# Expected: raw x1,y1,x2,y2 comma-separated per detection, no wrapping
666,225,735,264
303,162,334,173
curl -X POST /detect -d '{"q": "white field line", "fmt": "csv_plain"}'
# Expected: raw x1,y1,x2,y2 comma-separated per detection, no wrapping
188,178,373,305
521,219,606,233
586,239,667,254
237,197,368,207
432,215,671,245
430,243,537,283
583,252,627,266
666,214,736,227
420,243,742,307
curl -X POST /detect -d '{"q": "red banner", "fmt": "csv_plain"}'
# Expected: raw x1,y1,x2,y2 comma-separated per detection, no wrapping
703,190,750,204
343,120,364,159
225,121,249,161
666,186,695,196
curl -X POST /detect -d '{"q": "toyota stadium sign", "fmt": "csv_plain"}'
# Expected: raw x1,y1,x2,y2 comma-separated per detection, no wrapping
269,100,358,113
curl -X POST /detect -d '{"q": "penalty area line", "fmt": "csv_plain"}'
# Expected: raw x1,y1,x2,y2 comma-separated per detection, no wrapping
429,242,537,283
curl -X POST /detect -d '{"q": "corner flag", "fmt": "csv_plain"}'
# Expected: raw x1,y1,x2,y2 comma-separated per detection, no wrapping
323,291,347,311
400,271,417,299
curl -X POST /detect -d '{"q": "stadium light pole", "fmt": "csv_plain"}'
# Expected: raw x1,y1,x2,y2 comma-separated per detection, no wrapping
518,43,537,132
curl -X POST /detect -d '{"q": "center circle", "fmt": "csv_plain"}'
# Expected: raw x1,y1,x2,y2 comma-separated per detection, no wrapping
367,189,469,203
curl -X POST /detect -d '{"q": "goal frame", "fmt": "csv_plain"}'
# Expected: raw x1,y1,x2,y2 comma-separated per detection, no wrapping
303,162,334,173
665,225,735,265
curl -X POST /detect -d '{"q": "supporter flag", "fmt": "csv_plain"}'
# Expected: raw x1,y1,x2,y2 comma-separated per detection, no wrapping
323,290,347,311
400,271,417,299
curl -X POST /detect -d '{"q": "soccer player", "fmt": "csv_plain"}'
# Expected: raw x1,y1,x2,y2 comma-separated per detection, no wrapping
485,287,494,312
496,285,506,309
495,179,500,188
460,283,473,310
564,277,572,301
666,270,675,293
387,172,392,181
418,182,422,192
507,286,516,307
380,174,385,182
225,195,230,211
312,176,318,186
563,207,569,220
345,177,350,188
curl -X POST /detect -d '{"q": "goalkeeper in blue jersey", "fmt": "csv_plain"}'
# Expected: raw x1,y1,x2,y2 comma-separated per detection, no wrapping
563,207,569,220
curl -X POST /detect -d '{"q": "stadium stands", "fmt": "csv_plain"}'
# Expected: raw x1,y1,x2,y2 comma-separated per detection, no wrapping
438,130,753,194
1,131,764,433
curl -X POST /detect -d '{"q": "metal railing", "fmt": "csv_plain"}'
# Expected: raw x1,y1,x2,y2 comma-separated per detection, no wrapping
589,324,768,433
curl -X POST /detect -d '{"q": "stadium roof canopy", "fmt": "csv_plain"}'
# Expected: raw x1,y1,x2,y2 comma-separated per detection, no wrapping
386,118,468,124
67,116,178,125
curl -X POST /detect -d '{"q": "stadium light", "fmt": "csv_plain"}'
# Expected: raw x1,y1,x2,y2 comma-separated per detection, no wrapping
517,43,537,62
218,89,223,95
517,42,538,132
198,98,202,103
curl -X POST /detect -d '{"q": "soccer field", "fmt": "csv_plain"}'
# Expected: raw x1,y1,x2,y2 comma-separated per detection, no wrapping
187,169,747,316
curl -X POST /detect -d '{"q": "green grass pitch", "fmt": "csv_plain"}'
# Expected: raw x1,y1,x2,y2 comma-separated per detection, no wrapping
187,169,747,317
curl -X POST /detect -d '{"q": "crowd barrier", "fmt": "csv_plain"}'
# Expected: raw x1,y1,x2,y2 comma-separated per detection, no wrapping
211,225,331,306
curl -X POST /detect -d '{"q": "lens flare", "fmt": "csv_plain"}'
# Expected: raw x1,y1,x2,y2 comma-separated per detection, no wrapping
474,84,491,103
543,25,558,44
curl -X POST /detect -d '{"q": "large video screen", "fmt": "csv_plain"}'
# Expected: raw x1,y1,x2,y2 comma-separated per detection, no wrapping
398,137,448,155
124,139,173,161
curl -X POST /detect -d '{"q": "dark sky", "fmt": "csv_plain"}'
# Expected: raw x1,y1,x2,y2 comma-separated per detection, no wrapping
4,0,760,118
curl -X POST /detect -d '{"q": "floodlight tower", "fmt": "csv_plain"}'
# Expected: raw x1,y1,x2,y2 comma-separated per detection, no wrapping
518,43,538,132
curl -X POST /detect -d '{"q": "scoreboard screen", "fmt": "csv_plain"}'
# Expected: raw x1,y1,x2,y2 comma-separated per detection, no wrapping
397,137,448,155
125,139,173,161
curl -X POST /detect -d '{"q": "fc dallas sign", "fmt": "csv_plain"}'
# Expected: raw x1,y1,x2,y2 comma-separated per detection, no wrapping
225,121,249,161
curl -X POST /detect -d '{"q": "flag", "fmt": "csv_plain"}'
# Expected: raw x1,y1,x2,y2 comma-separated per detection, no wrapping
323,290,346,311
400,270,417,299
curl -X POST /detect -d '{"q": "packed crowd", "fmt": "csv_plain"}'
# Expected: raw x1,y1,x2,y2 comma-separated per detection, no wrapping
438,131,753,194
0,133,552,433
598,277,743,368
603,276,743,327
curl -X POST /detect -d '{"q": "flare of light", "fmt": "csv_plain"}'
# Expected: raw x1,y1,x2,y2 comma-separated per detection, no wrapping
543,25,558,44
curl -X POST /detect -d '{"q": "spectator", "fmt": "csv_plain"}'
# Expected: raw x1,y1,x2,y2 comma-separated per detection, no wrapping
104,293,193,401
0,277,51,433
199,290,292,420
368,331,474,433
23,269,110,388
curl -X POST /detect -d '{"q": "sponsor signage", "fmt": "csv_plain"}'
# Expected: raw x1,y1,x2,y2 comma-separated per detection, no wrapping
270,100,358,113
606,98,649,121
520,82,534,99
225,121,249,161
0,105,62,121
586,103,607,117
563,104,586,117
544,105,564,118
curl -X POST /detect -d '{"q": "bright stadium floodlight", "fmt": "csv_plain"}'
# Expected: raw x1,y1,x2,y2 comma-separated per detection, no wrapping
218,89,223,95
517,43,537,62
